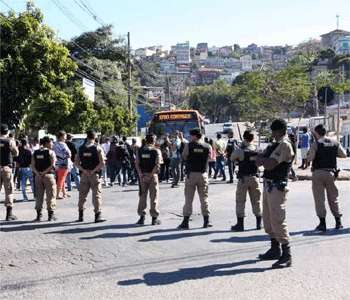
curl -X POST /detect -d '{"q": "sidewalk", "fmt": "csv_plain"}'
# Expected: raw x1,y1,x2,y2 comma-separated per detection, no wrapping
295,167,350,181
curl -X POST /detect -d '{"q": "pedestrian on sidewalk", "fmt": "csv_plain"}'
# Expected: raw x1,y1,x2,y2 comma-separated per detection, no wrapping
65,134,80,191
299,127,310,169
213,133,226,181
17,139,34,201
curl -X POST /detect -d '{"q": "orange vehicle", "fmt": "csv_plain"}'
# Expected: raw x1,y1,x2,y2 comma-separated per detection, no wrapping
148,109,205,139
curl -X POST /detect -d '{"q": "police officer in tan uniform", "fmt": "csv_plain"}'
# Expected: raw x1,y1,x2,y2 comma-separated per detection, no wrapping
0,124,19,221
231,130,262,231
256,119,294,268
178,128,212,229
135,134,162,226
307,124,347,231
75,129,106,223
31,136,57,221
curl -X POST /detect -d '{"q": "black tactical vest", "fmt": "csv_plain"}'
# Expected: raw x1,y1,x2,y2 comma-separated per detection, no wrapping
139,147,158,173
312,138,338,170
226,139,237,157
0,138,13,167
187,142,210,173
263,142,291,181
237,145,258,178
34,149,53,173
79,144,99,171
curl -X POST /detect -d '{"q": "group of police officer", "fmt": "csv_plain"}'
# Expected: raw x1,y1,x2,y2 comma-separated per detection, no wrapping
0,118,347,269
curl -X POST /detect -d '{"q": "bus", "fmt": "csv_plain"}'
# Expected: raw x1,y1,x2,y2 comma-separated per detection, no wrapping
148,109,205,139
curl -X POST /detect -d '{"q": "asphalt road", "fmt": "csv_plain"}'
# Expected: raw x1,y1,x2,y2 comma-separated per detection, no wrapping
1,178,350,300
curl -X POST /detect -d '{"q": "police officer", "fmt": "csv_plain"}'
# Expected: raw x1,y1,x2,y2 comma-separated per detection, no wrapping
256,119,294,268
135,134,162,225
226,130,238,183
31,136,57,221
0,124,19,221
231,130,262,231
178,128,212,229
307,124,347,231
75,129,106,223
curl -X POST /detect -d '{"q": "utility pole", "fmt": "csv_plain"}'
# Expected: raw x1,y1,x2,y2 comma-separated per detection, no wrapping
337,65,345,141
127,32,132,113
336,14,340,30
324,87,328,130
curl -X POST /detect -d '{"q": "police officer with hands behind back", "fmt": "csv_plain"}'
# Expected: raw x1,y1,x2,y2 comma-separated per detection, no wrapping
307,124,347,232
0,124,19,221
135,134,162,226
256,119,294,268
231,130,262,232
178,128,212,229
75,129,106,223
31,136,57,222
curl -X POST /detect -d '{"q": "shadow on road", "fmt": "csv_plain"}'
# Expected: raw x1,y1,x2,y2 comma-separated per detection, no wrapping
211,234,269,244
0,221,94,232
290,228,350,237
138,230,229,242
47,223,140,234
117,259,269,286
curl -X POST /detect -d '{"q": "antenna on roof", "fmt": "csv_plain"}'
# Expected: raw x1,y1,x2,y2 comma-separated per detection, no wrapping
336,14,340,30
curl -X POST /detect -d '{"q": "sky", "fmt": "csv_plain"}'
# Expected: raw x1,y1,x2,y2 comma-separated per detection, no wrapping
5,0,350,49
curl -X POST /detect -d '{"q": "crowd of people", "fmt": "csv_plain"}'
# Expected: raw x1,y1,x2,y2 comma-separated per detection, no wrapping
0,118,348,269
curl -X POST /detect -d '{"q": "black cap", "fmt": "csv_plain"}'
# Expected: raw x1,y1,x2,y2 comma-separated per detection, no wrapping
190,128,202,139
0,124,9,134
270,119,287,132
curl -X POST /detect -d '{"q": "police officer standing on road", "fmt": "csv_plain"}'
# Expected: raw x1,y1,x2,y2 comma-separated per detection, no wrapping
231,130,262,231
256,119,294,268
178,128,212,229
75,129,106,223
307,124,347,231
0,124,19,221
135,134,162,226
31,137,57,221
226,130,238,183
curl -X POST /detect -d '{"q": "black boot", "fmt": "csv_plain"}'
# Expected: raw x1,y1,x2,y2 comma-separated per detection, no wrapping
5,207,17,221
256,216,262,230
48,210,57,222
272,243,292,268
258,239,281,260
203,216,213,228
335,217,343,229
77,210,84,222
35,209,43,222
178,216,190,229
231,217,244,231
315,217,326,232
152,217,161,225
136,215,145,225
94,212,106,223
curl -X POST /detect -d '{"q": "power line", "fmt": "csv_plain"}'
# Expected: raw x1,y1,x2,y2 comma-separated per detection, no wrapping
50,0,89,31
73,0,105,27
0,0,14,11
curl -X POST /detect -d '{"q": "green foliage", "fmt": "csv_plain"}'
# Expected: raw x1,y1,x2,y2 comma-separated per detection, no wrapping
0,3,76,128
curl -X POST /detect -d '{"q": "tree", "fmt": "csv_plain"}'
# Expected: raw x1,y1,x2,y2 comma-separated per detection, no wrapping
0,3,76,128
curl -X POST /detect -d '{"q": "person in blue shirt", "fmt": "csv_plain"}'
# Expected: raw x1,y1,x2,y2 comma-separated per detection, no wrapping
299,127,310,169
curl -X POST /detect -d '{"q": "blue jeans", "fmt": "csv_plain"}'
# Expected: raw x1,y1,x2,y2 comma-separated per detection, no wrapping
20,167,34,200
66,166,80,191
214,155,226,180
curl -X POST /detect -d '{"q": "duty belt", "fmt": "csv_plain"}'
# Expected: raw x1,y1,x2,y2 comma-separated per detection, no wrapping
264,179,287,192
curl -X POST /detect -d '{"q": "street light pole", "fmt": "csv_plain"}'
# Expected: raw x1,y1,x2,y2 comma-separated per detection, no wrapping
127,32,132,113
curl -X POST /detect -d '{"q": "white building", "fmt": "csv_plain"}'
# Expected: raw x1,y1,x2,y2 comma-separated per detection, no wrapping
336,36,350,55
135,48,156,57
175,41,191,65
240,55,253,71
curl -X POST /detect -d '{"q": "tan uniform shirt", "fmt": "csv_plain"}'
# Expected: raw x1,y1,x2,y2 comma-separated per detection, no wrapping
75,142,105,172
31,148,57,174
136,145,162,174
182,141,212,161
231,141,256,162
264,136,294,164
307,137,347,162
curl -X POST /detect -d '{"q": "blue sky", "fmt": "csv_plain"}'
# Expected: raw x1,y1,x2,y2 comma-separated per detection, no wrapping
5,0,350,49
